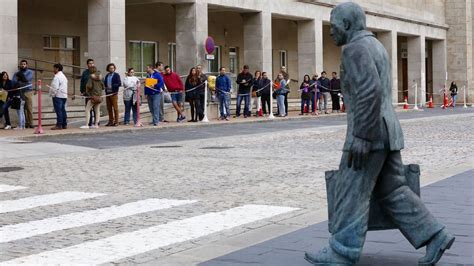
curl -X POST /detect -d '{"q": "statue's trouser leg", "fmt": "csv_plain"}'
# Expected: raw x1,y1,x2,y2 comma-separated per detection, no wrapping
376,151,444,249
329,151,443,263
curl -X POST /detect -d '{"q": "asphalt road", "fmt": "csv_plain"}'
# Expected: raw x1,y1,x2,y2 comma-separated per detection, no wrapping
31,107,474,149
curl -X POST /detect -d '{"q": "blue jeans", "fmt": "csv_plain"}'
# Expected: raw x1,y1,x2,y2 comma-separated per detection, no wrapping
1,99,12,126
236,94,250,117
124,99,137,124
452,95,457,107
218,93,231,118
301,98,311,113
52,97,67,128
16,99,25,128
147,93,161,125
311,92,320,112
277,95,285,116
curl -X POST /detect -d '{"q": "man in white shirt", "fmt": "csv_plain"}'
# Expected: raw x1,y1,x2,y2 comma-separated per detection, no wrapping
49,63,68,130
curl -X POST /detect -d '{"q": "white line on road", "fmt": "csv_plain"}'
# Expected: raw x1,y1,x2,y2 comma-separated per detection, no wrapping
0,198,197,243
0,185,27,193
0,191,106,214
0,204,299,265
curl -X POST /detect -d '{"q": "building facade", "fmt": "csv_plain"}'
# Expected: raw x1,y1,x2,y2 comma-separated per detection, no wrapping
0,0,472,106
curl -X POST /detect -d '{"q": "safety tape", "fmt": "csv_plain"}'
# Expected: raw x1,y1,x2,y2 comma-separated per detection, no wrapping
0,84,33,92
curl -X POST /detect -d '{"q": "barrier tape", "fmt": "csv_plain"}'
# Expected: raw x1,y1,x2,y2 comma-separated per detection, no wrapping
0,84,33,92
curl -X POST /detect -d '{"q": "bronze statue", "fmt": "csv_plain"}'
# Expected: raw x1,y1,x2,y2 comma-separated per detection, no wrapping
304,2,455,265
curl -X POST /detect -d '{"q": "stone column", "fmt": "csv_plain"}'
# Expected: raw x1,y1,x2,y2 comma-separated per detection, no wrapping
378,30,398,104
432,40,447,103
297,19,323,82
87,0,126,73
243,11,273,78
407,35,426,106
175,3,208,76
0,0,18,74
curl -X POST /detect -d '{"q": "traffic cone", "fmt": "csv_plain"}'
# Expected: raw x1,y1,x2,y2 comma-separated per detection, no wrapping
403,96,409,110
304,104,308,113
258,108,263,117
428,96,434,108
442,93,448,109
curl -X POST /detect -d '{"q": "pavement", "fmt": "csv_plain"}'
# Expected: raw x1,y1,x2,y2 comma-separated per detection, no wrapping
0,108,472,265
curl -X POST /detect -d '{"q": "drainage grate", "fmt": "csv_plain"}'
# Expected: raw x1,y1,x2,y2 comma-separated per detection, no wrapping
0,167,24,173
200,146,234,150
150,145,183,149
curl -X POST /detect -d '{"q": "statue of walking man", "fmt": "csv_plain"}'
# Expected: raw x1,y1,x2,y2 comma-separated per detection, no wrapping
304,3,455,265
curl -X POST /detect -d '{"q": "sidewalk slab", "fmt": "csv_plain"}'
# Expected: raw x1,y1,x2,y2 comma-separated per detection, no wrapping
200,169,474,266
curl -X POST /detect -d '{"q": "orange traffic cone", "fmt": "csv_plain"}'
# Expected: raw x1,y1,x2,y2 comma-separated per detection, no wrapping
428,96,434,108
403,96,409,110
258,108,263,117
442,93,448,109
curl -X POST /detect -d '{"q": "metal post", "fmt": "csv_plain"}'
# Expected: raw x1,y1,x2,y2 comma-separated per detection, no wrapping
135,81,143,127
34,80,44,134
202,81,209,122
413,82,419,110
268,81,274,119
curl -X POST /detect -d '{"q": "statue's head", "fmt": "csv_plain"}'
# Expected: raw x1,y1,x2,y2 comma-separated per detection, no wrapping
330,2,367,46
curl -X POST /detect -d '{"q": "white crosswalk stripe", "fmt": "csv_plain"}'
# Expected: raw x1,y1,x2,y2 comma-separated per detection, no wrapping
0,191,106,214
0,184,27,193
0,198,197,243
0,204,299,265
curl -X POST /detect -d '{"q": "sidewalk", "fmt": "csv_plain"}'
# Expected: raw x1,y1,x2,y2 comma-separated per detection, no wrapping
200,169,474,265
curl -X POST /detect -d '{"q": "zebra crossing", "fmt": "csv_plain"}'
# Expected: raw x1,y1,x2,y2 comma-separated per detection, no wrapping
0,183,299,265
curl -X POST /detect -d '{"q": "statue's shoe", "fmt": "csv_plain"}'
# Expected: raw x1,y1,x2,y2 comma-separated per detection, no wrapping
418,228,455,265
304,246,354,265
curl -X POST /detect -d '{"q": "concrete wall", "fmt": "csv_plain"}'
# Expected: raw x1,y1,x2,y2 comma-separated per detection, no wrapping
272,18,298,97
322,25,341,76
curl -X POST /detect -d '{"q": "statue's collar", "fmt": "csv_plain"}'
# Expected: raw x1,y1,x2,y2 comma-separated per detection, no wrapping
347,30,374,44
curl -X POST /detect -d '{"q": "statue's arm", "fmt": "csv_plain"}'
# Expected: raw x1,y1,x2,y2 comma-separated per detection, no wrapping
342,46,382,142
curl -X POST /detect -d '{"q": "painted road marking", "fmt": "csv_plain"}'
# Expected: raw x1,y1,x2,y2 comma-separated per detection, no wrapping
1,204,299,265
0,191,106,214
0,198,197,243
0,185,27,193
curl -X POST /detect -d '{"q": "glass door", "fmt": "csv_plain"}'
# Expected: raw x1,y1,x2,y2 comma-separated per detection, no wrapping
128,41,158,77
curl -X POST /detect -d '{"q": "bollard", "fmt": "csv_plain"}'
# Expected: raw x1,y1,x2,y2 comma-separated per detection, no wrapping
413,82,419,110
202,81,209,122
268,81,275,119
463,85,467,108
34,80,44,134
135,81,143,127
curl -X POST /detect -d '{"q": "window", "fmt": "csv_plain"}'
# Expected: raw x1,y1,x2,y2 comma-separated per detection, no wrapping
168,43,177,72
128,41,158,77
207,46,221,73
279,50,287,69
229,47,238,75
43,36,78,50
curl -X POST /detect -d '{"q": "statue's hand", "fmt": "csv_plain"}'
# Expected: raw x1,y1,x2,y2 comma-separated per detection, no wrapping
348,137,371,170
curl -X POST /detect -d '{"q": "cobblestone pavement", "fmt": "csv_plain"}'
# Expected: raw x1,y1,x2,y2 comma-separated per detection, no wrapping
0,111,472,265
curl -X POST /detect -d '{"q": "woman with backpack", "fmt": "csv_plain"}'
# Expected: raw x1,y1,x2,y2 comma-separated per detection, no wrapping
449,81,458,107
185,67,202,122
81,66,104,129
0,71,15,129
300,75,312,115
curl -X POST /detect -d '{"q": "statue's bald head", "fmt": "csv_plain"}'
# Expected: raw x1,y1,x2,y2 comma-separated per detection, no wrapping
330,2,367,46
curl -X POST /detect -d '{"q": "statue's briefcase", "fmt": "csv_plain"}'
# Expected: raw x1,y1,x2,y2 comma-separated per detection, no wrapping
325,164,420,233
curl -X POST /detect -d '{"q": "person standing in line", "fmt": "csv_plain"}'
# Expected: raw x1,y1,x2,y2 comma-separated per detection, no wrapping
196,65,207,121
12,72,28,130
309,74,320,115
122,68,139,126
330,71,341,113
318,71,331,114
235,65,253,118
252,70,262,117
259,72,272,116
185,67,201,122
80,59,95,126
216,67,232,121
104,63,121,126
154,62,169,123
163,65,186,122
449,81,458,107
0,72,15,129
280,66,290,116
145,64,164,126
81,66,104,129
12,60,33,128
300,75,312,115
48,64,68,130
274,73,288,117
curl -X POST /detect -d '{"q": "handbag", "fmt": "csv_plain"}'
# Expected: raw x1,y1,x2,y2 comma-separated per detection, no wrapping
11,97,21,110
163,91,172,103
325,164,421,233
90,96,102,105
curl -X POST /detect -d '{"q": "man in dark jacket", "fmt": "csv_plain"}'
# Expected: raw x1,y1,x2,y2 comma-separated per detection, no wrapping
329,72,341,112
305,3,454,265
235,65,253,118
80,59,95,126
318,71,331,114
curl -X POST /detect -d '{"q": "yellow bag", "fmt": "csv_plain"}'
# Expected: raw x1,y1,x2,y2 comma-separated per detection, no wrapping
145,78,157,88
207,75,216,91
0,90,7,103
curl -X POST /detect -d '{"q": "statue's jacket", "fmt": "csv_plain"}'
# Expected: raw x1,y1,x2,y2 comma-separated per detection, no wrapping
340,30,404,152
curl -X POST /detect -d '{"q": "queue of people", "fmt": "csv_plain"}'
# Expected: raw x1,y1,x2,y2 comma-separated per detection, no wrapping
0,59,347,131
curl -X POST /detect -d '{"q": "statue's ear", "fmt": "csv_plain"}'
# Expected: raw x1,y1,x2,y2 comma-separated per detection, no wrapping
343,18,351,31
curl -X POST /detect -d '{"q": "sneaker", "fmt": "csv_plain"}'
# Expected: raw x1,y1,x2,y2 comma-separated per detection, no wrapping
80,125,90,129
90,125,99,129
4,125,11,130
225,117,230,121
